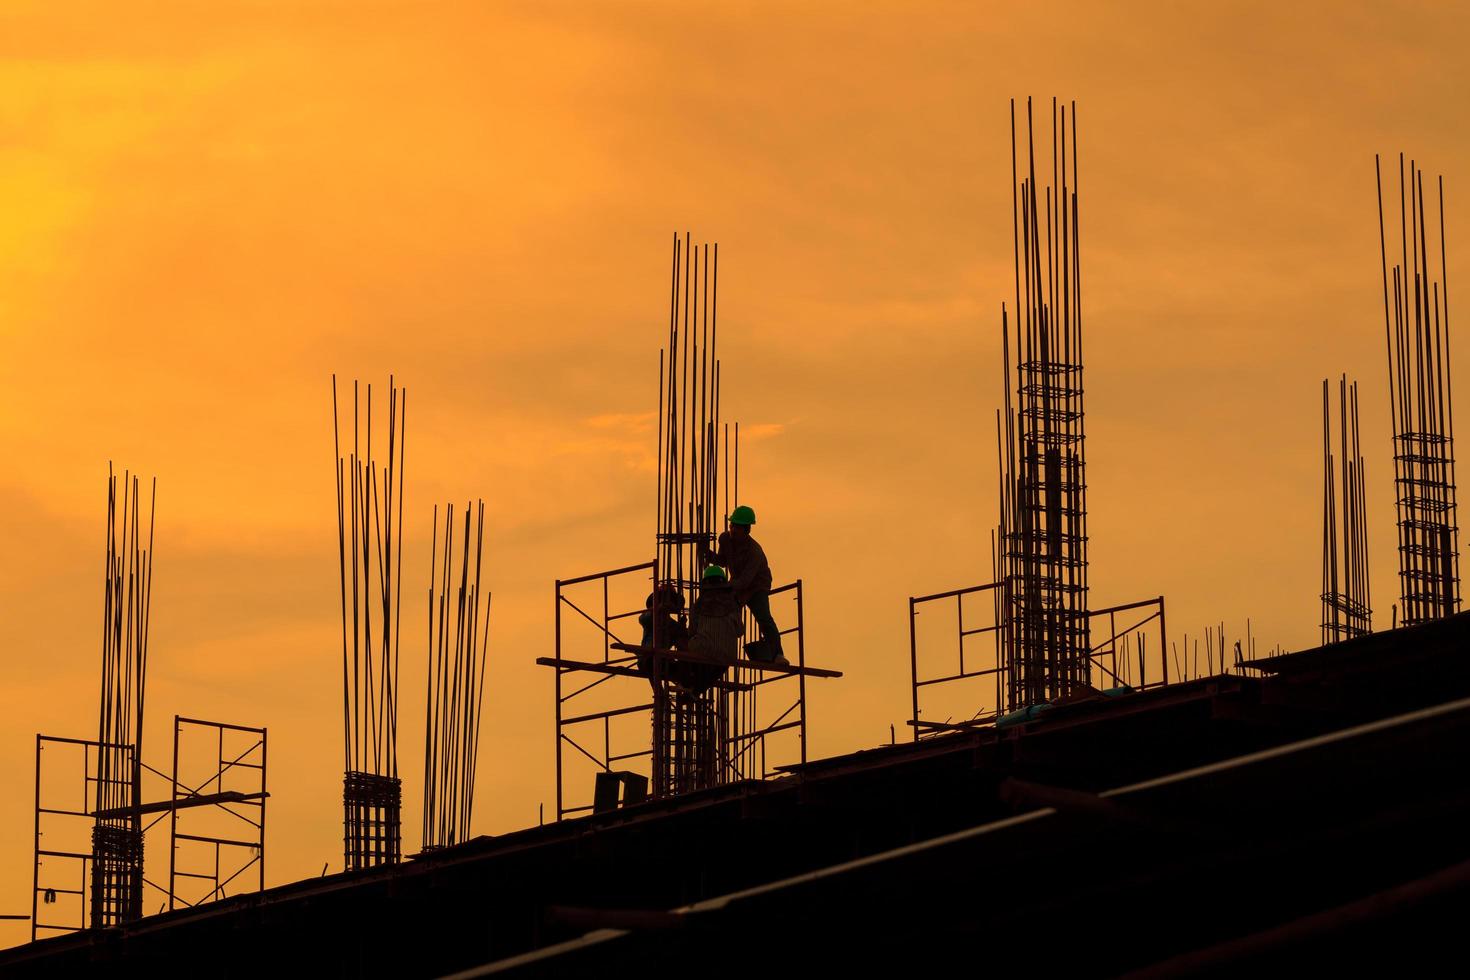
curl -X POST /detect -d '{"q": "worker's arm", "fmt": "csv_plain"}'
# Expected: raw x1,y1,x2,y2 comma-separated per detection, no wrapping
702,531,733,568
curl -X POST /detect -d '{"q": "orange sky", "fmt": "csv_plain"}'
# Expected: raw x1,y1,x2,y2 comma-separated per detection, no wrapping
2,0,1469,940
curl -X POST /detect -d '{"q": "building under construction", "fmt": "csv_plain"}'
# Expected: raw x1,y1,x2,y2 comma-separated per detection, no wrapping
5,615,1470,977
5,109,1469,978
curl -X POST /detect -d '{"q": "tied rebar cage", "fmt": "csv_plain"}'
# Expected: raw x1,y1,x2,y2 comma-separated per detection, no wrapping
91,465,155,928
1377,155,1460,627
343,772,401,868
999,98,1090,709
422,500,492,852
332,376,406,869
89,825,143,928
652,232,737,798
661,690,718,796
1322,376,1373,644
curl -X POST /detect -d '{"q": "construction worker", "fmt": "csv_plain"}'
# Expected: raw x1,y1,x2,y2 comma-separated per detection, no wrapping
685,565,742,690
637,584,688,686
704,505,787,666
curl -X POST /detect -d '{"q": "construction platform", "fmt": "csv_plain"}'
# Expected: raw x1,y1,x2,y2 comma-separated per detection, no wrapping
537,643,843,680
5,613,1470,977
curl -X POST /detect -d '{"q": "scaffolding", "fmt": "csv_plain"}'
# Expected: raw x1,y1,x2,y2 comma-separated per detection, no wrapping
541,561,836,820
536,234,841,816
167,718,268,911
1377,154,1460,627
32,736,132,939
32,717,269,939
908,588,1167,740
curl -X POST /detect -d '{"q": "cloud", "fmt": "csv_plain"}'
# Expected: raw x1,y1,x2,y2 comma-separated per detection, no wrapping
584,411,656,432
740,422,787,443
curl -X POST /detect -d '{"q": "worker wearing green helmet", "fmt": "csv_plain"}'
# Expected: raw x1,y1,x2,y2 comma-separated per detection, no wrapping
703,505,787,666
682,565,741,691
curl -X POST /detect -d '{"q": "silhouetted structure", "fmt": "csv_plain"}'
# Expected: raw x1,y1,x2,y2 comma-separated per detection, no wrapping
1377,155,1460,626
540,235,839,817
165,718,268,910
908,100,1168,738
332,377,406,869
999,97,1091,706
91,466,155,928
651,234,729,795
30,467,270,938
12,613,1470,977
33,717,268,940
422,500,492,851
1322,376,1372,643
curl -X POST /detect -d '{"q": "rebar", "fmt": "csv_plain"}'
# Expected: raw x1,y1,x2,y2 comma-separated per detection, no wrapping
91,464,154,928
1322,376,1373,643
1377,155,1459,626
422,500,492,851
332,376,406,869
652,233,734,796
999,98,1091,708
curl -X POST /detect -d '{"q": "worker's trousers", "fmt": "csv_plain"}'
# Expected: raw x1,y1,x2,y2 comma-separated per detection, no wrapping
744,590,782,655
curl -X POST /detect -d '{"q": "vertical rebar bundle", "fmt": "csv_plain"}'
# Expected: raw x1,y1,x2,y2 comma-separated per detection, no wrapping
1321,376,1373,644
652,232,735,797
1377,155,1460,627
998,98,1091,709
664,692,718,796
91,465,155,928
332,376,406,869
656,232,725,603
422,500,492,851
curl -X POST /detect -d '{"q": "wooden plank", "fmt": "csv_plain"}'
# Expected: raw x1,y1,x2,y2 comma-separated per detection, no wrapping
608,643,842,679
906,717,997,732
535,658,754,692
92,790,269,820
535,657,643,678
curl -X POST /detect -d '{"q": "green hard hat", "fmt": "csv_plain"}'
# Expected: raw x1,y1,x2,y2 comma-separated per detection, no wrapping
729,505,756,526
702,564,727,581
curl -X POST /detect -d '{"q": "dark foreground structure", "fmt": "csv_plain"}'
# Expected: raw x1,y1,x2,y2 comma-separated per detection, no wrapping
6,614,1470,978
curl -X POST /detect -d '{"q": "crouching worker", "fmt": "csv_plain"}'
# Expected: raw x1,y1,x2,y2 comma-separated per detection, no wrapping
705,505,788,666
684,565,742,691
637,584,688,688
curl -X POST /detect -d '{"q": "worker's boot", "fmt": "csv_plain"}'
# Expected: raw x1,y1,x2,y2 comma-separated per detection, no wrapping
745,636,788,667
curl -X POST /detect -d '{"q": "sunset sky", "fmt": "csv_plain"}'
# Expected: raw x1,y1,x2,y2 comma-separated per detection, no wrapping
2,0,1469,937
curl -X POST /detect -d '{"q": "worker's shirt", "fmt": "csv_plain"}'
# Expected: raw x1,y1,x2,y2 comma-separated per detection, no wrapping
714,531,773,604
689,588,741,663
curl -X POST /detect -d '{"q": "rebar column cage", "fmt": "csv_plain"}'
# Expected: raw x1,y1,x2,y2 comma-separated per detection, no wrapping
908,590,1167,741
1376,154,1460,627
541,561,834,820
998,97,1092,708
1322,376,1373,644
332,376,407,871
92,465,155,930
168,717,267,910
344,771,402,869
88,824,142,929
32,736,132,940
